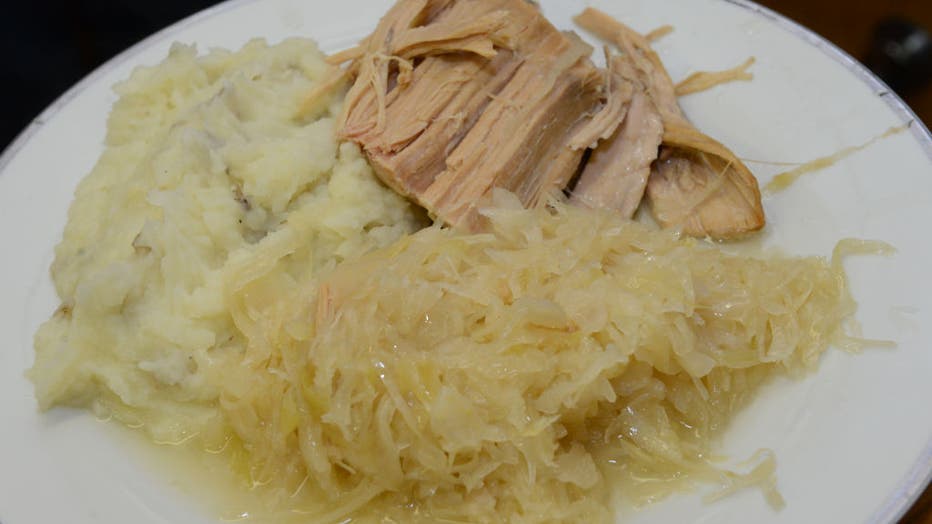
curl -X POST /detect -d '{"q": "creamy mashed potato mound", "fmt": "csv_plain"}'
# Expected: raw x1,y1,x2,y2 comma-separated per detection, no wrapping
31,37,881,524
31,38,422,438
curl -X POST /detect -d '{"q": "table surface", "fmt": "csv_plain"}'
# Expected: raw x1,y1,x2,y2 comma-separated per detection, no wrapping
903,486,932,523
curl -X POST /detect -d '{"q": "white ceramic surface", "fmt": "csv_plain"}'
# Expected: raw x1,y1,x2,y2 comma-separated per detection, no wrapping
1,1,930,523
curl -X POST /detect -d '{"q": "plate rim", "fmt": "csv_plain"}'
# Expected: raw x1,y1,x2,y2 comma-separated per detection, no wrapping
0,0,929,521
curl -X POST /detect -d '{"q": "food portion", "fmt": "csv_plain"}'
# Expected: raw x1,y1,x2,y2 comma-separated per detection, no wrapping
259,192,855,522
29,3,884,524
30,38,423,435
336,1,764,239
336,0,608,231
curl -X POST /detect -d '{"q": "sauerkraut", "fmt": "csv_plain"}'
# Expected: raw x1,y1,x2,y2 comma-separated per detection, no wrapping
31,35,876,524
208,189,866,522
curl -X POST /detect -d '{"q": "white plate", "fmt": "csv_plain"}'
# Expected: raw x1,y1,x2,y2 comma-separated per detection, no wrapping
1,1,930,523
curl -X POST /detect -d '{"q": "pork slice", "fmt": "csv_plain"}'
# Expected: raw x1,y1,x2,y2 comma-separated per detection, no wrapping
574,8,684,127
574,7,765,239
419,32,602,230
341,0,559,202
391,9,510,59
338,0,443,134
568,51,635,152
365,50,522,196
340,0,516,139
340,0,607,231
647,147,765,239
570,89,663,218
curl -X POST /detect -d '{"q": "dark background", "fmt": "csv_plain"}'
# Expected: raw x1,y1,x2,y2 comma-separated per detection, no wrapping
0,0,219,150
0,0,930,522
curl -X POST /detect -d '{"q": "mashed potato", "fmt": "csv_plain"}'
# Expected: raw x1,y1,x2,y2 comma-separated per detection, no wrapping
30,38,422,441
30,36,879,524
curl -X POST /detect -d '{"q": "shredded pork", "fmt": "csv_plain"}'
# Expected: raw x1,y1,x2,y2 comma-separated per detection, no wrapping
335,0,616,230
570,55,663,218
675,57,756,97
333,0,766,239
